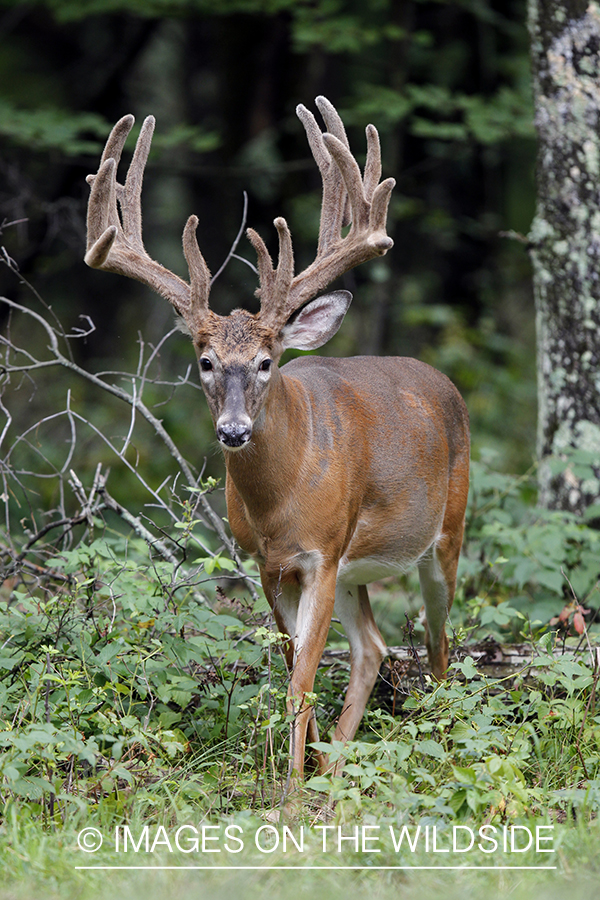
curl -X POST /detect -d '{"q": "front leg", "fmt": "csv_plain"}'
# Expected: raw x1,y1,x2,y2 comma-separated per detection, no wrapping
262,561,338,782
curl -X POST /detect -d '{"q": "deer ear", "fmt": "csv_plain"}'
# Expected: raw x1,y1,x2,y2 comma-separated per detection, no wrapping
280,290,352,351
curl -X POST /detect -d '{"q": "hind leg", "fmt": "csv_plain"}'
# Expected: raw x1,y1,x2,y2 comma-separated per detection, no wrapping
418,542,456,679
418,463,468,679
331,583,387,763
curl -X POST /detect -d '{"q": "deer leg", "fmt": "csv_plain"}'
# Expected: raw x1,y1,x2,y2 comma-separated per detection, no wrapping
278,566,337,782
419,461,469,679
262,569,335,778
329,583,387,772
418,529,464,679
418,548,451,679
265,579,326,773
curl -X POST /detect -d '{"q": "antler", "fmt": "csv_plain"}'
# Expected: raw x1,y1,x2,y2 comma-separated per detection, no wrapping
86,102,394,335
85,115,211,333
251,96,395,328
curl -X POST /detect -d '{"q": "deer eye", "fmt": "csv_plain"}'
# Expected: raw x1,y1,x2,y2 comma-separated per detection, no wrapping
200,357,213,372
259,358,272,372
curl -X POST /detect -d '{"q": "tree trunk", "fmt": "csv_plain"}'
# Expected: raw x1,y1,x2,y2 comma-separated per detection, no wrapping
528,0,600,516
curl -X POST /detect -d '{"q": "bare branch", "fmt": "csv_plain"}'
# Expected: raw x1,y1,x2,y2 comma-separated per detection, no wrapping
0,286,258,601
210,192,254,283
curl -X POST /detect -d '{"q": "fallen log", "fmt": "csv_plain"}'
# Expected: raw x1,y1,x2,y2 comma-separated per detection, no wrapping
321,635,600,684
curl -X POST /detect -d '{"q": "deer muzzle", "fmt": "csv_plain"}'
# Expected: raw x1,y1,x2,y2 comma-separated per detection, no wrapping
216,418,253,449
215,369,254,449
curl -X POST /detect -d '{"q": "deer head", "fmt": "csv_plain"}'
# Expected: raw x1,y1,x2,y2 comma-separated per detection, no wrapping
85,97,395,450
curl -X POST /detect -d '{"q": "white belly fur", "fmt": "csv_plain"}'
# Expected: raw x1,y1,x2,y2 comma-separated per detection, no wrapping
337,552,429,585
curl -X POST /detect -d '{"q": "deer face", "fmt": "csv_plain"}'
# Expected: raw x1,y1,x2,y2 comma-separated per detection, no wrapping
194,292,351,451
85,102,393,454
194,309,275,450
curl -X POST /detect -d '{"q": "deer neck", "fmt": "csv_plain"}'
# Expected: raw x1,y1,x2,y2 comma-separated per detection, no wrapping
222,366,308,515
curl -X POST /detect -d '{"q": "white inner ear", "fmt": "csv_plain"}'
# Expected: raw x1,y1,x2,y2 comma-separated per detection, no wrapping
280,290,352,351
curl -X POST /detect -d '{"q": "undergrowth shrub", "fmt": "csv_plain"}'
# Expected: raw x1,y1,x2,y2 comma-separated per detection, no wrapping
458,452,600,640
0,270,599,827
308,645,600,824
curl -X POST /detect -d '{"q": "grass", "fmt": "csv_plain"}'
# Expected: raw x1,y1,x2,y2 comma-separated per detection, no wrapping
0,806,599,900
1,299,599,898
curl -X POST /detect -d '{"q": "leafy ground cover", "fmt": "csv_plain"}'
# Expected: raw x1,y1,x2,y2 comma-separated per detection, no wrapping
0,459,598,900
0,281,599,898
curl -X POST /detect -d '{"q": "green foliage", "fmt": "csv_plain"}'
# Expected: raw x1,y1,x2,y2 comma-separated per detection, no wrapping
307,651,600,823
459,453,600,636
1,0,303,21
400,288,536,467
0,529,291,813
1,493,599,823
292,0,405,54
351,82,534,145
0,99,220,156
0,101,109,155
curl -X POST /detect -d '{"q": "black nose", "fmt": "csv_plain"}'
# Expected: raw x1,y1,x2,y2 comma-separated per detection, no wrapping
217,422,252,447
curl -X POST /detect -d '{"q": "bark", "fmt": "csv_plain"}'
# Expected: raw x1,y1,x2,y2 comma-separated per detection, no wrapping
528,0,600,515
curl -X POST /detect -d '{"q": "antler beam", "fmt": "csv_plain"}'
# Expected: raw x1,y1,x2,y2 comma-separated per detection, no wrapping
85,115,211,332
254,96,395,328
86,99,394,336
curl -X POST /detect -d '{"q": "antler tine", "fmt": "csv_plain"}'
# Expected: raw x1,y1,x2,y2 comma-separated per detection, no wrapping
183,215,211,315
246,227,276,299
364,124,382,203
99,114,134,170
315,96,352,227
273,216,294,297
85,115,211,330
253,98,394,328
286,98,394,317
296,100,348,252
122,115,154,253
248,217,294,326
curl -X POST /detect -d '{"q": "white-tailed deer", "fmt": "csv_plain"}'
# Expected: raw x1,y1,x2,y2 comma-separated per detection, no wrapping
85,97,470,783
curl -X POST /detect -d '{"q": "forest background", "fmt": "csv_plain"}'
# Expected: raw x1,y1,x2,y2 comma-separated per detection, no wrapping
0,0,536,489
1,3,599,900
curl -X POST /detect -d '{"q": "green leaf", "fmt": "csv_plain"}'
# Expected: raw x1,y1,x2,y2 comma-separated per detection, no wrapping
451,765,478,785
0,100,110,154
415,738,446,760
451,657,479,680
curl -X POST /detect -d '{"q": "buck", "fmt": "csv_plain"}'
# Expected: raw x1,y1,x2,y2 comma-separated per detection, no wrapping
85,97,470,784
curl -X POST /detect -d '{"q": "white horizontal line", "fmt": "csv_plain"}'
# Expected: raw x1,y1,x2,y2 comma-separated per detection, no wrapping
75,865,557,871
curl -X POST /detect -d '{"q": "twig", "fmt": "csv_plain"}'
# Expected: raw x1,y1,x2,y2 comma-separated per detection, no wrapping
210,192,256,283
0,295,257,598
404,612,425,691
98,483,181,568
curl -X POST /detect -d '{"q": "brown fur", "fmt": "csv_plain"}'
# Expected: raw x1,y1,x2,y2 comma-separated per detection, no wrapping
85,100,470,793
215,351,469,782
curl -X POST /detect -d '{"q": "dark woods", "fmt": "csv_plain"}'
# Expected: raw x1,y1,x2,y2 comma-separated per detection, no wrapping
0,0,535,469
